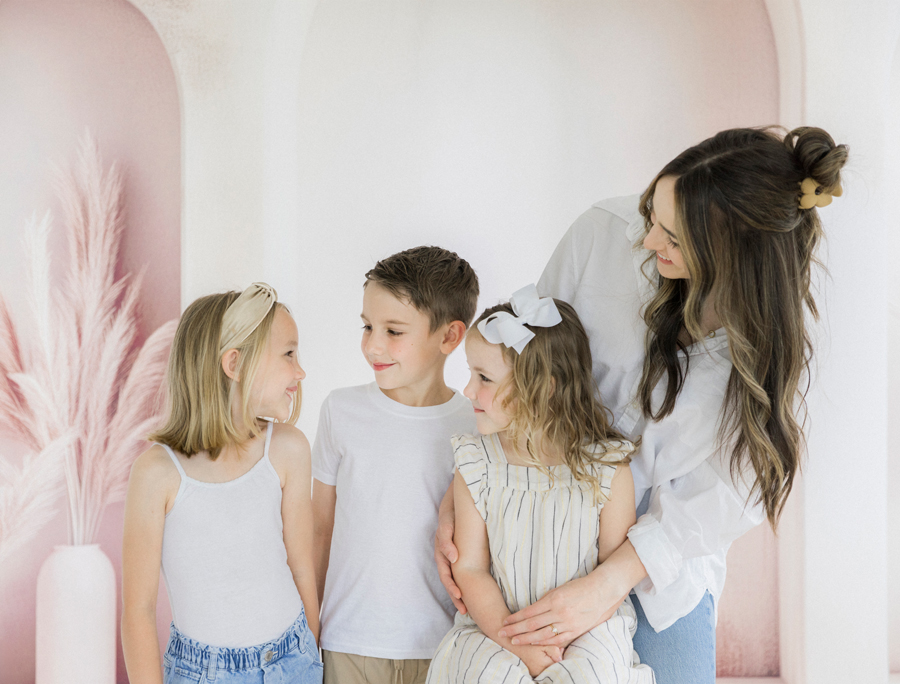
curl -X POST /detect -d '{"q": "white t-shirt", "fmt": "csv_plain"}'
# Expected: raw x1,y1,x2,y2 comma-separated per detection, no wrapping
312,382,476,659
538,195,764,632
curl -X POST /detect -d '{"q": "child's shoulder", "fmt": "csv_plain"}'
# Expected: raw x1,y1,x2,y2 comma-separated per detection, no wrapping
266,423,312,486
321,383,374,410
328,383,370,398
270,421,310,447
325,383,470,420
129,443,182,493
451,432,481,448
451,432,488,465
268,422,311,464
590,439,636,466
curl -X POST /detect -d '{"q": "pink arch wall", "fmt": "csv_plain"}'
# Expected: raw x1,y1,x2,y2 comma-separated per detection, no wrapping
0,1,180,682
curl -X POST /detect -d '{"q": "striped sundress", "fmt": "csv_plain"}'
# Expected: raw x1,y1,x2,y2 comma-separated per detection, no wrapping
427,433,656,684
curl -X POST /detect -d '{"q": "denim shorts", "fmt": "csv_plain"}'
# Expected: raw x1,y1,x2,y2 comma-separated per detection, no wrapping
163,608,323,684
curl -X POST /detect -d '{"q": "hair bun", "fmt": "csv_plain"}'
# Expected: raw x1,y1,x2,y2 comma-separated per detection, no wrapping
784,126,849,192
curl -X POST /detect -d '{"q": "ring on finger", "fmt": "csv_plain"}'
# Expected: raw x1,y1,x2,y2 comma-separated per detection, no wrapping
549,623,559,636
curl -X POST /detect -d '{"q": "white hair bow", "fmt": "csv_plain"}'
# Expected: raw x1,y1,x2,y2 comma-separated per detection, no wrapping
477,284,562,353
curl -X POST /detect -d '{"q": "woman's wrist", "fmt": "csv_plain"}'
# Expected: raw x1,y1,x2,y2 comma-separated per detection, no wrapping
594,540,647,599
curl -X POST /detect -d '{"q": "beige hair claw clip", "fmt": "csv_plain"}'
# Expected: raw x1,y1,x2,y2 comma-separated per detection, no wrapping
799,177,842,209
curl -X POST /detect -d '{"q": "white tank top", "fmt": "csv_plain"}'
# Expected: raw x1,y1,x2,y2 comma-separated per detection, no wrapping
159,421,304,647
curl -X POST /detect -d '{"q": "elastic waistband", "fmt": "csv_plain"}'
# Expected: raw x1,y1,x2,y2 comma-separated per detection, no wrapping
166,606,311,672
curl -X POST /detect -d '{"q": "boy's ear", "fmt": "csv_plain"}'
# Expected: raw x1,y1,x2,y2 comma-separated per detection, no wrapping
221,349,241,381
439,321,467,355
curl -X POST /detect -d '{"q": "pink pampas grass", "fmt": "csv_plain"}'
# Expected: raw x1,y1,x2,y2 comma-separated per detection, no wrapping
0,436,70,568
0,132,176,550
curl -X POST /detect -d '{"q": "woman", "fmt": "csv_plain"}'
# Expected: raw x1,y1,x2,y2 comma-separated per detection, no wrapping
435,126,849,683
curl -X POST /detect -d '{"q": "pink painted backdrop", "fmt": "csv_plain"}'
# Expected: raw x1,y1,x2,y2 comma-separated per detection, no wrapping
717,526,779,676
0,1,180,682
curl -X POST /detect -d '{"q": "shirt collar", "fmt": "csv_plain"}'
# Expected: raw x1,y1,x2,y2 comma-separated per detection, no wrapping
624,211,658,305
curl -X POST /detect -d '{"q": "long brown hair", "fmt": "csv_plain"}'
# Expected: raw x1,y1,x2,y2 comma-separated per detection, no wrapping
149,293,301,458
637,126,848,526
472,300,632,502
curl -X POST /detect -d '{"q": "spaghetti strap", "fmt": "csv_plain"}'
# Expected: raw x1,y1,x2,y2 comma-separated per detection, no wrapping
157,442,188,480
263,420,274,459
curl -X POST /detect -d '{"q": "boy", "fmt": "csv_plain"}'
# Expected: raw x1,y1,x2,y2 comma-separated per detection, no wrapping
312,246,479,684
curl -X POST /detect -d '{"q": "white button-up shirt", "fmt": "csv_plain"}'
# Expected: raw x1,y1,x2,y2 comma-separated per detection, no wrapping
538,195,765,631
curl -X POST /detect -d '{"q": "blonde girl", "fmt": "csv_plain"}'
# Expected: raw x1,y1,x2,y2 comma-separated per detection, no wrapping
427,286,655,684
122,283,322,684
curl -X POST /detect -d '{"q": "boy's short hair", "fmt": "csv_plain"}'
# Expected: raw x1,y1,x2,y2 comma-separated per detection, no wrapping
364,246,479,331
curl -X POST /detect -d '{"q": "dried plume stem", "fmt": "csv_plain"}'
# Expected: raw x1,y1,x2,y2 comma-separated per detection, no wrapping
0,132,175,553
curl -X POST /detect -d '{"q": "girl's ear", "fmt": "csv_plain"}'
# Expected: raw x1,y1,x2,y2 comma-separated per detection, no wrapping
440,321,467,355
221,349,241,381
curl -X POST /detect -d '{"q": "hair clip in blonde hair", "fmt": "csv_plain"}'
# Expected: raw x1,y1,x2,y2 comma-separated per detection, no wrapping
477,284,562,353
799,177,842,209
219,282,277,356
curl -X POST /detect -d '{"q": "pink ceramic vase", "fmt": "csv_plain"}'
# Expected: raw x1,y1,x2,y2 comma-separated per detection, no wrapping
35,544,116,684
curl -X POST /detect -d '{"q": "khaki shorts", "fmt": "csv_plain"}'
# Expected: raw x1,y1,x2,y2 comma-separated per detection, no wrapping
322,650,430,684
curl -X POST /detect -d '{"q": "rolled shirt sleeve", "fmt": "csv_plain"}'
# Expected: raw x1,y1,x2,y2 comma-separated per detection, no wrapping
623,340,765,629
628,455,765,595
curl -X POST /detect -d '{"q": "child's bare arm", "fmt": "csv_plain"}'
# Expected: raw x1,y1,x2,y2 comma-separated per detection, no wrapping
598,464,637,564
592,463,639,615
435,481,466,613
451,470,560,676
276,426,321,642
312,479,336,612
121,447,176,684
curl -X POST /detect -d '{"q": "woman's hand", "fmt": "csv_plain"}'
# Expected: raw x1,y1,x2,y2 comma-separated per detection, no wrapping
435,482,467,614
498,574,624,647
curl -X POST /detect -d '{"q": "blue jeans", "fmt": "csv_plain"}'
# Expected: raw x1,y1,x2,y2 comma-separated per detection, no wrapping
632,591,716,684
163,609,323,684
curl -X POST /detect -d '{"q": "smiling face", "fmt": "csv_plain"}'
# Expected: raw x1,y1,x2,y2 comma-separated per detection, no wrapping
360,282,449,401
643,175,690,280
462,332,514,435
249,306,306,422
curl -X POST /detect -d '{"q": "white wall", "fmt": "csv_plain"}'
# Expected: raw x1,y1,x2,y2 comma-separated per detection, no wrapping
775,1,900,682
278,0,778,440
887,28,900,678
270,0,782,676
